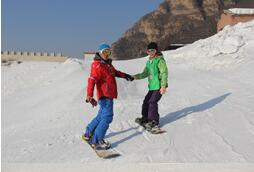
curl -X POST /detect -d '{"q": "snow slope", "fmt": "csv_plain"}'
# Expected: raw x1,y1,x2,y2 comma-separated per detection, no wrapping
2,20,254,166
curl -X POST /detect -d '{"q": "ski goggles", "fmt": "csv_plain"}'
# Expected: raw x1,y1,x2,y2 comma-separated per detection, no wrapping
101,48,111,56
147,49,156,53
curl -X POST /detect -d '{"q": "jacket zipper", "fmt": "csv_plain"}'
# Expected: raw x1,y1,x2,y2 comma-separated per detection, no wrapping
105,83,109,93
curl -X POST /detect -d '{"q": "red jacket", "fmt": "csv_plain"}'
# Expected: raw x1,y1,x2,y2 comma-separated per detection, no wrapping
87,53,126,100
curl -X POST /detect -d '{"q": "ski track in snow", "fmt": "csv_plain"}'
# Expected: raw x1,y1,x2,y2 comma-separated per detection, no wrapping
209,125,248,161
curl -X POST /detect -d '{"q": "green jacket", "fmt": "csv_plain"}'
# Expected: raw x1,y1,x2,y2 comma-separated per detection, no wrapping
134,53,168,90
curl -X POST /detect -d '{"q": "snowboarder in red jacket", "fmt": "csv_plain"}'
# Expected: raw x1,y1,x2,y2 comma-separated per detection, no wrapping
83,43,134,150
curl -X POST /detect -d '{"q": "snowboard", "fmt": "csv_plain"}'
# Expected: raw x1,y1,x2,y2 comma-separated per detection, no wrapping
135,120,166,134
149,128,167,134
82,135,121,159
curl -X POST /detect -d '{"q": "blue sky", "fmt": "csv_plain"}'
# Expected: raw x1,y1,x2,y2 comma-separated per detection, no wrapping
2,0,163,58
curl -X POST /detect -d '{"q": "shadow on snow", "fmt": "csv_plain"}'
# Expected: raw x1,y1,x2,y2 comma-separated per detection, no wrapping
160,93,231,127
107,93,231,148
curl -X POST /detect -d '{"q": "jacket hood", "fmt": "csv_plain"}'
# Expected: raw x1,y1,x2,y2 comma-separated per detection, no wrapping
155,51,163,56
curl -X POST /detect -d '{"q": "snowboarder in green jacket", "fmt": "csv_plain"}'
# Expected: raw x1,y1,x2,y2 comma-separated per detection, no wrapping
133,42,168,131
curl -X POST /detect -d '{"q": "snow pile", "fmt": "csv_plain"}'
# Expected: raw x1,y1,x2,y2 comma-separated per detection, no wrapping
163,20,254,70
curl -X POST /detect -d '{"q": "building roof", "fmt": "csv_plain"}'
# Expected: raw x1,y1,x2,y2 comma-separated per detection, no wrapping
228,8,254,15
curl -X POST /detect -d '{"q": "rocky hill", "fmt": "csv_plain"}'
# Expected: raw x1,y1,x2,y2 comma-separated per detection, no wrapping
111,0,243,60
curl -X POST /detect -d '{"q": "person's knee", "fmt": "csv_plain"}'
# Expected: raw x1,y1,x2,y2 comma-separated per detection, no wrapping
100,116,113,127
148,99,158,105
105,116,113,124
142,101,149,106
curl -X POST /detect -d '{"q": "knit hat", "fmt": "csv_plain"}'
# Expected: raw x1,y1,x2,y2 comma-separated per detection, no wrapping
147,42,158,50
98,43,111,53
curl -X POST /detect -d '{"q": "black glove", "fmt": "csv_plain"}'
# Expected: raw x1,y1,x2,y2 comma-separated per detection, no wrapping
125,74,134,81
85,96,97,107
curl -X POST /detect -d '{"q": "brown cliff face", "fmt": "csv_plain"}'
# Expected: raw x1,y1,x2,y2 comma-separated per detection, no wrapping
111,0,239,60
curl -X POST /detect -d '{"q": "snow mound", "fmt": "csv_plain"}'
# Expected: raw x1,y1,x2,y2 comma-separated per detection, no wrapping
62,58,83,65
163,20,254,70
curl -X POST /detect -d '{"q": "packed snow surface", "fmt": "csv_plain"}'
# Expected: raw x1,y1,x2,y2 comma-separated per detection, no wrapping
2,20,254,164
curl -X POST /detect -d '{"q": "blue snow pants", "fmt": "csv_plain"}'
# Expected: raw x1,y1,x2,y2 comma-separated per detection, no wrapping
85,98,113,144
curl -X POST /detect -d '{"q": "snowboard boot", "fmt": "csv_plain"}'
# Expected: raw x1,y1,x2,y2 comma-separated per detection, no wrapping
94,139,111,150
135,117,148,127
145,120,159,132
82,131,92,141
